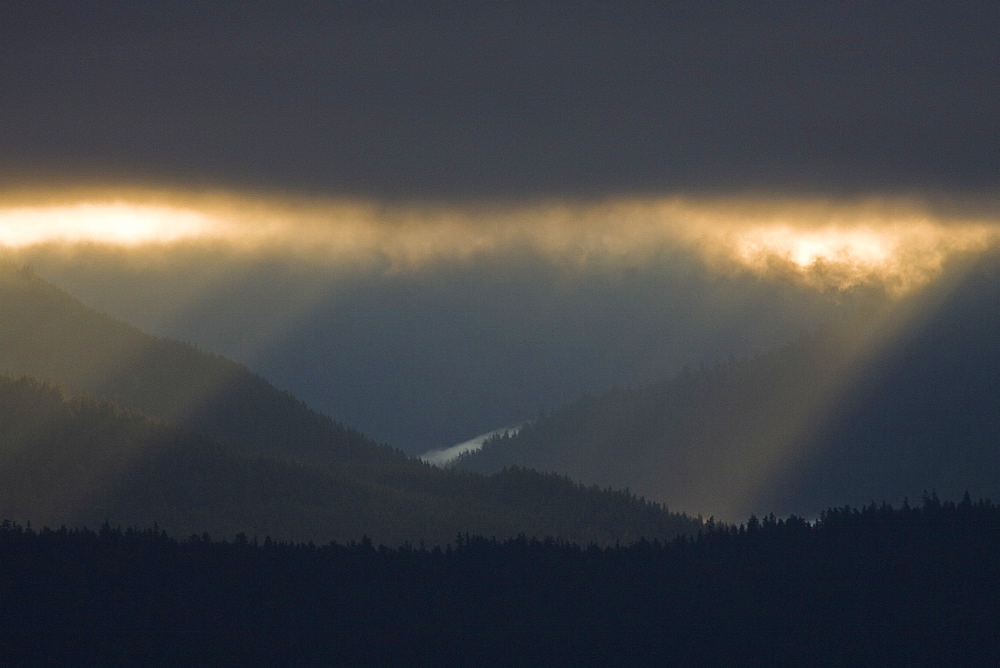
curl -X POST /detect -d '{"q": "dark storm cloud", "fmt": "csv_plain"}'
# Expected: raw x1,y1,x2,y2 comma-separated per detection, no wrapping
3,1,998,198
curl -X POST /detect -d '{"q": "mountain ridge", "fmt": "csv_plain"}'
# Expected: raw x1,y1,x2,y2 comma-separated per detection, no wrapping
458,257,1000,520
0,263,396,463
0,265,701,544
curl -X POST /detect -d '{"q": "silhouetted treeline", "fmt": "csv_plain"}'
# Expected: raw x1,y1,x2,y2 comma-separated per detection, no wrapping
2,495,998,665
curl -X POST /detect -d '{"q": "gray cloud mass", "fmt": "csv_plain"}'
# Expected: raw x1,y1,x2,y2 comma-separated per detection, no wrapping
3,1,998,198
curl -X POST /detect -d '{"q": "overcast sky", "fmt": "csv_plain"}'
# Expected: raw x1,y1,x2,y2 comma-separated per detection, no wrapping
4,1,998,199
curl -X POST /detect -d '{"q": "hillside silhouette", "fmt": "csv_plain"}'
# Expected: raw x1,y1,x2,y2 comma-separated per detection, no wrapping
1,495,997,665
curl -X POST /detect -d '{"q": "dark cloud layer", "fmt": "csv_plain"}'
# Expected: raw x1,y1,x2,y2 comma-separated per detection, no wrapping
4,1,998,198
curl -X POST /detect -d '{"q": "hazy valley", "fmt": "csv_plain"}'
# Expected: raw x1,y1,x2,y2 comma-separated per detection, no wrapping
4,3,1000,663
0,264,699,545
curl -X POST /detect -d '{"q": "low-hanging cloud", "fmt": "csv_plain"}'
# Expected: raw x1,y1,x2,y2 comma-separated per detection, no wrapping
2,188,998,295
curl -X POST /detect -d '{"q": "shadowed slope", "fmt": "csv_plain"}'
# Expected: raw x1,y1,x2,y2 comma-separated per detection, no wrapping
0,374,700,545
0,264,393,463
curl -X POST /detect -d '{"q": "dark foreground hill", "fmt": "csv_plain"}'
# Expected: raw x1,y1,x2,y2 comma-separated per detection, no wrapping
1,496,997,665
0,374,697,545
459,258,1000,521
0,264,391,463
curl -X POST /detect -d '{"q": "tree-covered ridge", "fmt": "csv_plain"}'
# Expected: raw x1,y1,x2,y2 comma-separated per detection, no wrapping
1,495,997,665
0,374,698,546
0,263,394,463
458,333,837,500
459,260,1000,520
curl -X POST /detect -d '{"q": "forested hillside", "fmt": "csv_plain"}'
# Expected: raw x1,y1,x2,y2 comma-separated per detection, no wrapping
0,264,393,463
0,374,698,545
2,496,997,665
460,259,1000,520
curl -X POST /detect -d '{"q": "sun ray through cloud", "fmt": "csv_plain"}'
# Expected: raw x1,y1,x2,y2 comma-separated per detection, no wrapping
3,186,999,491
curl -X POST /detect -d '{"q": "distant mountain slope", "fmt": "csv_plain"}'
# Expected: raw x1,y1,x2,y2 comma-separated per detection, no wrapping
459,259,1000,520
0,375,699,545
788,260,1000,513
0,264,392,463
459,331,845,519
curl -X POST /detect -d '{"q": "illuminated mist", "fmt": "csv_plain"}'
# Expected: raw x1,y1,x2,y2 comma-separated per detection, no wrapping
2,186,999,517
2,189,998,293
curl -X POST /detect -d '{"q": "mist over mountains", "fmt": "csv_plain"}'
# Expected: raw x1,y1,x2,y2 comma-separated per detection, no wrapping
5,240,999,536
15,242,852,455
0,264,698,545
0,264,391,464
5,3,1000,662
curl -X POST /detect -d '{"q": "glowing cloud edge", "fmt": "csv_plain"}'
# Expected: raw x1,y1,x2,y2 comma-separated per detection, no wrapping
2,189,998,295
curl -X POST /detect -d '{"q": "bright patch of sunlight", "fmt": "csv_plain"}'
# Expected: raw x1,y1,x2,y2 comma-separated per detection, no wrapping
715,220,992,294
0,203,211,246
2,188,998,295
734,226,893,269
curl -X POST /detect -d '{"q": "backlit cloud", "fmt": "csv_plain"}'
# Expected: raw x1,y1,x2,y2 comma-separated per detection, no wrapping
3,189,997,295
